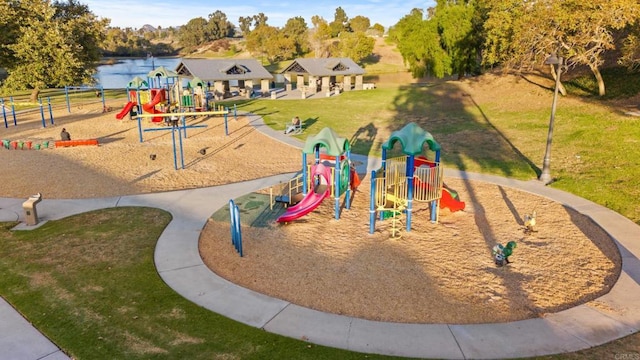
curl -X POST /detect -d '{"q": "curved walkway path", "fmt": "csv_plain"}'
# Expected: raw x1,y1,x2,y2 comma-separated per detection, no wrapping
2,113,640,359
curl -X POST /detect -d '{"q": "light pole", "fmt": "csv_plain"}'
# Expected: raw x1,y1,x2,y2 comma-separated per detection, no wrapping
539,54,564,185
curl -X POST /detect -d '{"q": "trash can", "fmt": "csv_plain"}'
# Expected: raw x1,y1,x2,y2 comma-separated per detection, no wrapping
23,193,42,226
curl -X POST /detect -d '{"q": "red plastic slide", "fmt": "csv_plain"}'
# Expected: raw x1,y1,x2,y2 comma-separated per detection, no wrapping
142,91,165,123
277,164,332,223
441,186,466,212
115,101,136,120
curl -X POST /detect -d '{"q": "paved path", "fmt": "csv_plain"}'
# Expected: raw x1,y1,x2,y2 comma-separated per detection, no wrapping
2,113,640,359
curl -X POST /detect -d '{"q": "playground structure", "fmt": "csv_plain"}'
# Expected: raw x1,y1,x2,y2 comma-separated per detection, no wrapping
369,122,465,235
229,199,243,257
114,67,236,170
276,127,360,223
64,85,106,113
116,67,213,123
2,96,55,129
2,86,108,131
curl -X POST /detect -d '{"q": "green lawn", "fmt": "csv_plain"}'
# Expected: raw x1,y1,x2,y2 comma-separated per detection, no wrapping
0,208,404,360
225,78,640,225
2,71,640,359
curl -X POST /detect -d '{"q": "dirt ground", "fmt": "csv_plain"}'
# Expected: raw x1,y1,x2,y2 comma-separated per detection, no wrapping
199,177,621,324
0,102,301,198
0,93,621,325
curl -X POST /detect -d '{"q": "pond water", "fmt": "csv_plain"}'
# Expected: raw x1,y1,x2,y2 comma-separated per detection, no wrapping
94,57,181,89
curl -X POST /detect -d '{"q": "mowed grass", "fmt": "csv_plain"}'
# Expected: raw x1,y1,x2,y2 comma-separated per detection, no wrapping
230,76,640,224
2,71,640,359
0,208,403,360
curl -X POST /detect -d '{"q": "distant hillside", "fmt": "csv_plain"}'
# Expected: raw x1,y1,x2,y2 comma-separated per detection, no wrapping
181,36,408,75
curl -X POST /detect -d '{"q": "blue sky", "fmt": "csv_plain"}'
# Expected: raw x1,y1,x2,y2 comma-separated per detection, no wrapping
82,0,435,30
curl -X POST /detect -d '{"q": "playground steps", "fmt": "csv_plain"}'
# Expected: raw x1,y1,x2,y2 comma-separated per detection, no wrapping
54,139,99,148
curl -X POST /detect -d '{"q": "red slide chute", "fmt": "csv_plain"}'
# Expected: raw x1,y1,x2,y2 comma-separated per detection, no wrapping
115,101,136,120
142,90,165,123
277,164,332,223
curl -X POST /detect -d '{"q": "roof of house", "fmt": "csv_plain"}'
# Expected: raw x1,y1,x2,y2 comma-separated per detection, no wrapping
281,58,365,76
175,59,273,81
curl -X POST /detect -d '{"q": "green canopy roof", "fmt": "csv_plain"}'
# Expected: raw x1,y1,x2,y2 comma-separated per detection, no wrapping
188,77,206,88
127,76,148,89
302,127,350,156
148,65,178,78
382,122,441,155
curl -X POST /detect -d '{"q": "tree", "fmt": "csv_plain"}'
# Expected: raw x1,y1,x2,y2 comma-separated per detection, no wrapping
267,33,296,62
311,16,331,57
350,15,371,33
390,8,451,78
206,10,233,41
282,16,310,56
253,13,268,28
245,24,279,63
371,23,385,37
390,1,484,79
434,0,482,78
482,0,640,96
338,32,375,63
179,17,208,48
329,6,349,37
238,16,253,36
620,25,640,70
3,0,108,98
0,0,20,68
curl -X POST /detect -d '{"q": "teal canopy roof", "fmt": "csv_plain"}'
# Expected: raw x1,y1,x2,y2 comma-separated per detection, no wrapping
302,127,350,156
148,65,178,78
188,77,206,88
382,122,441,155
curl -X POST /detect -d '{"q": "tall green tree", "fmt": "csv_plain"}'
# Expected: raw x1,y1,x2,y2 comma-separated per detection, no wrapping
2,0,107,98
253,13,268,28
329,6,349,37
338,31,375,63
282,16,310,56
311,16,332,57
350,15,371,33
206,10,234,40
238,16,253,36
179,17,208,48
245,24,279,63
435,0,482,78
371,23,385,37
390,8,450,78
0,0,21,68
391,1,482,79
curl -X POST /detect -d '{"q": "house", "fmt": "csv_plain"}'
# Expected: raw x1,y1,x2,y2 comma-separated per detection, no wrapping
281,58,366,94
175,59,273,99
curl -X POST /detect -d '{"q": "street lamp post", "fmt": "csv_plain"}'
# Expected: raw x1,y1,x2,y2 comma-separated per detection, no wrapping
539,54,564,185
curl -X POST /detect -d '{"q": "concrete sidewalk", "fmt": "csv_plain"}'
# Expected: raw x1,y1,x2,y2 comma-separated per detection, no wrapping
2,114,640,359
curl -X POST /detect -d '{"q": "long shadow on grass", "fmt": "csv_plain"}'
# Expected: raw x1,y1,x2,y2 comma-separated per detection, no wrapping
390,82,534,177
386,81,543,318
349,122,377,160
